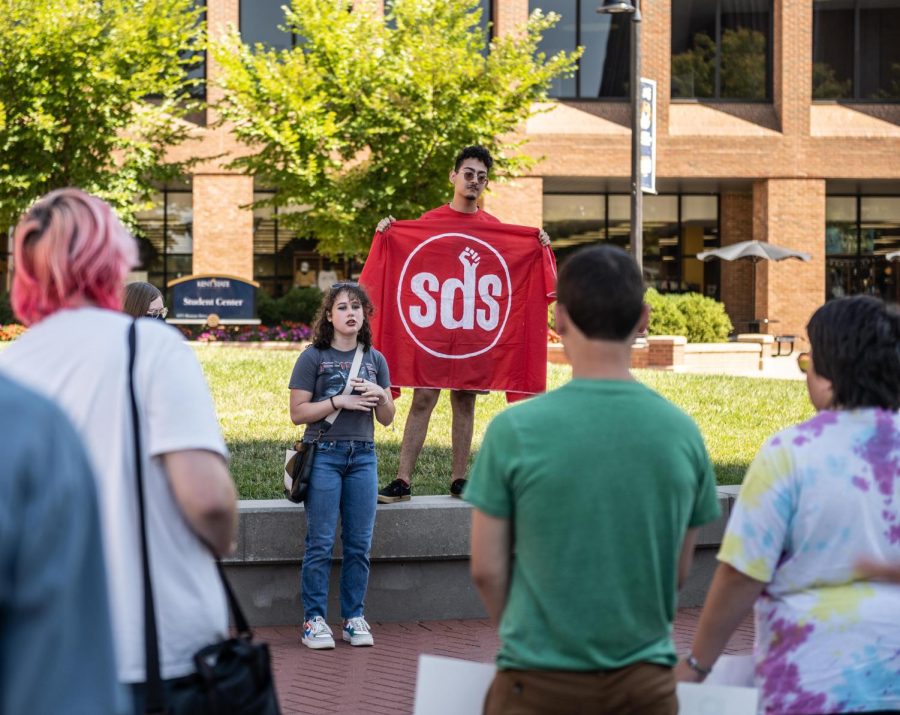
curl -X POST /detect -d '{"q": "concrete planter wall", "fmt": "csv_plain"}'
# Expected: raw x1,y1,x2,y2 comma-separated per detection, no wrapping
225,488,739,626
549,335,774,373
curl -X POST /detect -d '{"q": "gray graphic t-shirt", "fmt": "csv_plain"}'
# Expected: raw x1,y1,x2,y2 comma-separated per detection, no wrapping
289,344,391,442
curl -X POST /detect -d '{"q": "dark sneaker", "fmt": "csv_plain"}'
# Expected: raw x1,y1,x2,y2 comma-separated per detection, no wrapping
342,616,374,647
449,479,467,498
378,479,411,503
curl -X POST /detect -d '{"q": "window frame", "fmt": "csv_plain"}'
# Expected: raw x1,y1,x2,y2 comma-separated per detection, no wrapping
133,186,194,291
812,0,900,103
239,0,302,50
670,0,774,104
825,193,900,301
541,191,722,298
530,0,631,102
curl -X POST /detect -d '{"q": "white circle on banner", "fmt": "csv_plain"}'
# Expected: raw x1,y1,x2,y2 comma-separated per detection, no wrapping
396,232,512,359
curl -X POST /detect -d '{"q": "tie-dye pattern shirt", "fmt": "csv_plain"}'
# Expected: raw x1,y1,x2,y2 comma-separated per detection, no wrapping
720,408,900,715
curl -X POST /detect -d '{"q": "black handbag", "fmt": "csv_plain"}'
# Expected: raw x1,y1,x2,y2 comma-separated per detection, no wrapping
283,344,364,504
127,321,281,715
284,436,319,504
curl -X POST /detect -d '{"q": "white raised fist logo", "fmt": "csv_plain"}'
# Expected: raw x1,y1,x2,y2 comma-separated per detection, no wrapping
398,233,512,360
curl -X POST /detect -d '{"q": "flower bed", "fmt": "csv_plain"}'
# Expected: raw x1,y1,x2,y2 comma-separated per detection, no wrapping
0,324,26,341
176,322,312,343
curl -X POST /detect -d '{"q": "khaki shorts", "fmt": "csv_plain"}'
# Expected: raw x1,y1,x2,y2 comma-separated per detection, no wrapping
483,662,677,715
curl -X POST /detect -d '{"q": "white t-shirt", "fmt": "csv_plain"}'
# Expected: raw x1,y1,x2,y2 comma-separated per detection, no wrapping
0,308,229,682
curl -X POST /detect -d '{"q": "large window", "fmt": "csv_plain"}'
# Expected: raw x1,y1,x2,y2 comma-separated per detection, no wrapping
184,0,206,100
826,196,900,302
240,0,297,50
133,187,193,290
529,0,630,99
252,192,358,297
544,193,720,296
813,1,900,100
671,0,772,100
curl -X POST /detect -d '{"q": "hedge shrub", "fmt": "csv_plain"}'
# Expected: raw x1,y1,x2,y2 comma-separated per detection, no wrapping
645,288,732,343
645,288,688,336
257,287,322,326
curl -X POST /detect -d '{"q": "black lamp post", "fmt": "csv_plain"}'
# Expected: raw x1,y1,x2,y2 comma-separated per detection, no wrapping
597,0,642,275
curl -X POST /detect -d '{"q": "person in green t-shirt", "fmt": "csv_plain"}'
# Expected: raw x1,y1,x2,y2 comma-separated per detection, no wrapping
466,244,720,715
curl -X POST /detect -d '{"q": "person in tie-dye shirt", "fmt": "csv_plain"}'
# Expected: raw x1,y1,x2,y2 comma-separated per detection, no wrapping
676,295,900,715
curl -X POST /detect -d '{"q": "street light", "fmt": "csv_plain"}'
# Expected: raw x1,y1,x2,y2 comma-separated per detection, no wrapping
597,0,643,275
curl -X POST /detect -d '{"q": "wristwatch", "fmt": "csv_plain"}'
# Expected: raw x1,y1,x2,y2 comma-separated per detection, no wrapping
686,654,712,679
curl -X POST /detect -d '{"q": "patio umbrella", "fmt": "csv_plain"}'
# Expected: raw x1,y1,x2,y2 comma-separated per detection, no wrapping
887,250,900,262
696,240,812,332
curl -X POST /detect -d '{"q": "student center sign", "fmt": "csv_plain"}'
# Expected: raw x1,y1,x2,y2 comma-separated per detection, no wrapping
169,275,259,324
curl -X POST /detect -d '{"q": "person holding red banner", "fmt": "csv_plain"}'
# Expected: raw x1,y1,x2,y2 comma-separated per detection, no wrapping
371,145,550,503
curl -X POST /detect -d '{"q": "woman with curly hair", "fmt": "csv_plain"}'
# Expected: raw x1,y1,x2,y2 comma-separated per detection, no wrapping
677,295,900,714
289,282,394,650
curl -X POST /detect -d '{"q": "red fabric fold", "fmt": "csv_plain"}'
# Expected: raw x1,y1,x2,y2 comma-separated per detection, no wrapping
360,219,556,399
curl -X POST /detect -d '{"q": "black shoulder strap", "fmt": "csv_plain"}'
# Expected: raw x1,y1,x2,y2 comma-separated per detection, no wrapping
128,321,167,714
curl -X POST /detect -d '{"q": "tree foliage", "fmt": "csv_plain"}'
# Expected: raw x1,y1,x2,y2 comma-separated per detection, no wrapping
212,0,580,257
0,0,204,232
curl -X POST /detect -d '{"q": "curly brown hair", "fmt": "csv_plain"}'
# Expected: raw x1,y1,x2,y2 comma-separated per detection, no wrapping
311,282,374,350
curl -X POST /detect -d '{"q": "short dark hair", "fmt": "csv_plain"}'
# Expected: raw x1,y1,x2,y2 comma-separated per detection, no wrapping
807,296,900,410
311,283,374,351
556,245,644,341
454,145,493,172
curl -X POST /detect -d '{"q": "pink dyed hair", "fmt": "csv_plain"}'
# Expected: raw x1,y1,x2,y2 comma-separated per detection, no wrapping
11,188,138,326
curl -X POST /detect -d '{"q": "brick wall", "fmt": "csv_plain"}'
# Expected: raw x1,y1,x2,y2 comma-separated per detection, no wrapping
753,179,826,345
485,177,543,227
720,193,754,329
192,175,254,278
494,0,528,36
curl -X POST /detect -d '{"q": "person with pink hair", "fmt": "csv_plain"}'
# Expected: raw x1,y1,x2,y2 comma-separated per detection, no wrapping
0,188,239,712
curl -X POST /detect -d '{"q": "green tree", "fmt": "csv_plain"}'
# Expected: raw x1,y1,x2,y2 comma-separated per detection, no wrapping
211,0,580,257
0,0,204,232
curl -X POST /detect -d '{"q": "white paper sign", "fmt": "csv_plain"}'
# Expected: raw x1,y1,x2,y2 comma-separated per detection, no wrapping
676,682,758,715
413,653,758,715
705,654,755,687
413,655,495,715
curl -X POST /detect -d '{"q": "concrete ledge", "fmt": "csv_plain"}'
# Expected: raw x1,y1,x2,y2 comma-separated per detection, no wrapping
225,490,738,625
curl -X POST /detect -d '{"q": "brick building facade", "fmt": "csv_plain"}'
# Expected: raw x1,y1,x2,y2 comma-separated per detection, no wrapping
10,0,896,344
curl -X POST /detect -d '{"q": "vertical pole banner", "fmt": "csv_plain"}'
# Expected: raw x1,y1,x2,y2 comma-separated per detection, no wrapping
640,78,657,195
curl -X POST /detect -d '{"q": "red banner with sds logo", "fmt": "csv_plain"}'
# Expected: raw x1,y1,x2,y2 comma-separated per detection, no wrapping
360,219,556,395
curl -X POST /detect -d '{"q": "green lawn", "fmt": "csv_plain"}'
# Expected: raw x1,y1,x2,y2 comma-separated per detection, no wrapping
195,347,814,499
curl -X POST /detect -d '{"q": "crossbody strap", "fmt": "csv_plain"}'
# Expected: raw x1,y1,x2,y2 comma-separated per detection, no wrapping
128,321,167,714
322,343,365,427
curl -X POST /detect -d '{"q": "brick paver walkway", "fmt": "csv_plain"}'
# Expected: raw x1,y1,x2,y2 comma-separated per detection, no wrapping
260,608,754,715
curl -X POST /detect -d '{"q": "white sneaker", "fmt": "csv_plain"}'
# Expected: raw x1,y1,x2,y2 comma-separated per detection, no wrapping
342,616,374,647
302,616,335,650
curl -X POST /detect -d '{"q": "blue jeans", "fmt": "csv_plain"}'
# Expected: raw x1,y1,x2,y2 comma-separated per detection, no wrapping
301,440,377,621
